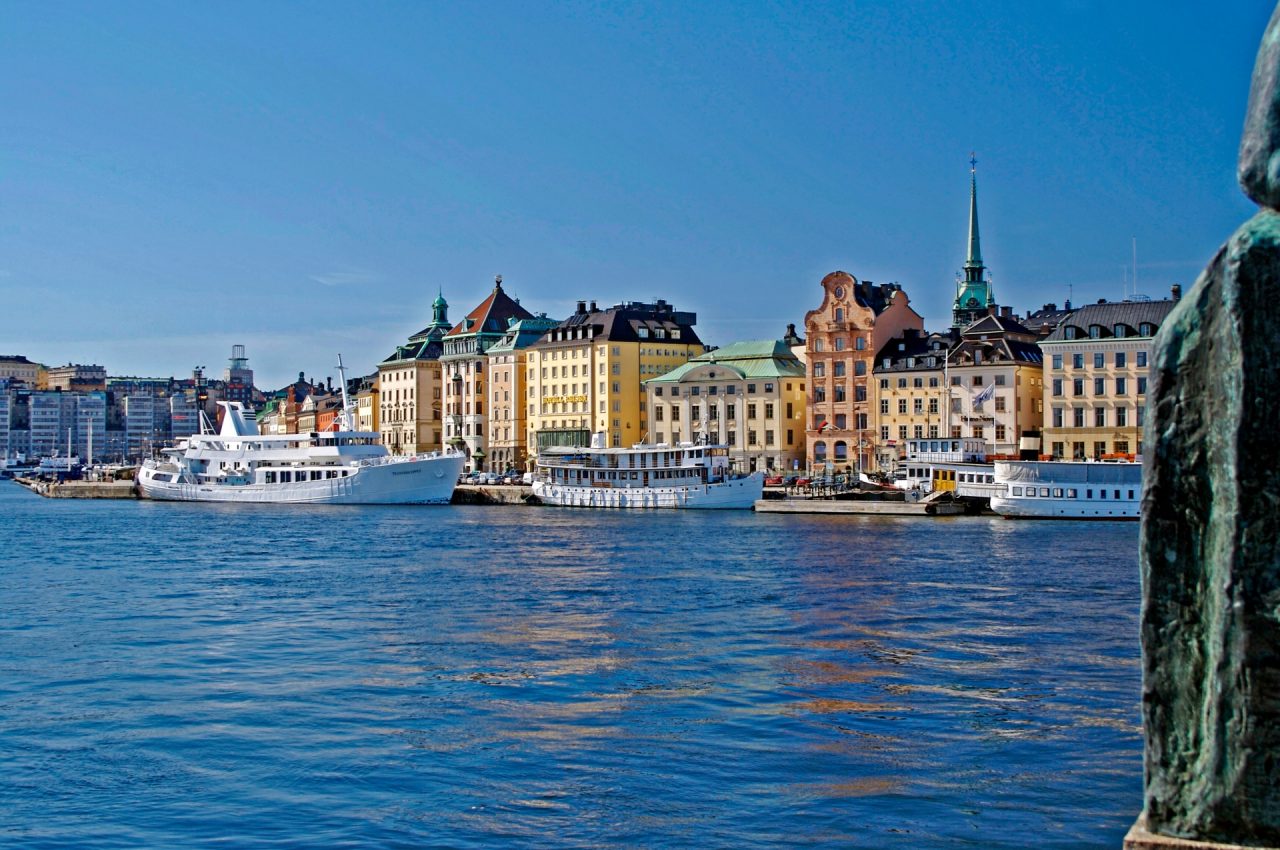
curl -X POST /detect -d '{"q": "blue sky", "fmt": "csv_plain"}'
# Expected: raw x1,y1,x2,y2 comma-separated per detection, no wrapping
1,1,1269,387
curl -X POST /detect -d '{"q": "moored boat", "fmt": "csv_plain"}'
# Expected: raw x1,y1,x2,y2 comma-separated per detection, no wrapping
137,359,465,505
990,459,1141,520
532,435,763,509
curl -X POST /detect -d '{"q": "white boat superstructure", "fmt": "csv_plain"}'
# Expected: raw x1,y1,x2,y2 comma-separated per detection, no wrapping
533,436,763,509
990,460,1142,520
137,358,464,505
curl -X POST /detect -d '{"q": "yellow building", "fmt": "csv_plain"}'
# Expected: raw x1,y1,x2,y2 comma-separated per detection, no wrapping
525,299,704,454
354,374,379,433
378,293,450,455
0,355,46,388
1040,296,1177,460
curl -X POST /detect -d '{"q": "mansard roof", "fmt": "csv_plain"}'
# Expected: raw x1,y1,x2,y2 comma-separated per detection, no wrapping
1043,298,1177,342
646,339,805,383
535,300,703,348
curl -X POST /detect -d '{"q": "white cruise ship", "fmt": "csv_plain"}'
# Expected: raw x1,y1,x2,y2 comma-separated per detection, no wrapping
990,460,1142,520
532,435,763,509
137,366,464,505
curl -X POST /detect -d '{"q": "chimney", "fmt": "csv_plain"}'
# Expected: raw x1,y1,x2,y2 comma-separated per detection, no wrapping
987,304,998,317
589,300,598,312
1001,306,1012,318
1171,284,1182,301
1064,299,1072,310
576,300,586,314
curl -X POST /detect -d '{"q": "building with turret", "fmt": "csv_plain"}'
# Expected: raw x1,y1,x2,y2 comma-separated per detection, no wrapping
378,291,451,454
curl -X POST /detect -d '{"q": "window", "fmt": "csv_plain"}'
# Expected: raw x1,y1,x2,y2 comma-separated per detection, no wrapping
764,403,774,418
1140,323,1155,337
913,425,923,438
880,399,889,415
1095,408,1106,427
727,403,736,420
973,375,984,386
1116,377,1127,395
1074,408,1086,428
994,374,1006,386
1089,326,1102,339
913,398,923,414
765,430,775,446
897,399,907,414
747,403,757,419
691,404,701,421
835,337,846,351
1115,351,1127,368
1073,379,1084,396
1052,378,1063,397
928,398,938,415
854,361,866,376
834,361,846,377
1137,351,1148,368
880,426,890,440
1137,377,1148,395
1052,354,1063,369
1117,407,1128,427
1094,378,1105,395
1094,352,1105,368
1052,407,1063,428
898,425,908,440
855,337,866,350
655,406,664,422
898,377,908,388
994,396,1006,412
1072,353,1084,369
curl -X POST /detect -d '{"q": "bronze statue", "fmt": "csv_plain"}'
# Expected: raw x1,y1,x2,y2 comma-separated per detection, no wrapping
1137,3,1280,845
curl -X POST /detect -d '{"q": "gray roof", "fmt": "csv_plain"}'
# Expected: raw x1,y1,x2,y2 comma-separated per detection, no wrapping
1042,299,1177,342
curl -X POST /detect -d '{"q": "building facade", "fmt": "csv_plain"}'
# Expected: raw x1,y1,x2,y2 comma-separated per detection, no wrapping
526,299,704,454
486,314,560,473
1040,296,1177,460
442,277,535,472
378,293,450,455
944,312,1045,456
645,338,807,472
804,272,924,473
46,364,107,393
0,356,45,388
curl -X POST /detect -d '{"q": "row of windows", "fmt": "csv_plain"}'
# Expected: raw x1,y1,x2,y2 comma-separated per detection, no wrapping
812,386,867,403
811,336,867,352
653,382,784,396
653,402,787,422
1051,377,1148,397
1011,485,1136,500
651,429,792,447
1051,351,1149,370
1060,322,1157,340
1047,440,1137,458
1050,406,1144,428
812,361,867,377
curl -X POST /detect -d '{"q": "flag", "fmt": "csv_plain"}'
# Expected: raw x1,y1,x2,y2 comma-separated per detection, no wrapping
818,420,830,432
972,383,996,406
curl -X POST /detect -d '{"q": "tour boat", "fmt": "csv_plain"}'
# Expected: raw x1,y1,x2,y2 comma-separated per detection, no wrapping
137,360,464,505
989,459,1142,520
532,435,763,509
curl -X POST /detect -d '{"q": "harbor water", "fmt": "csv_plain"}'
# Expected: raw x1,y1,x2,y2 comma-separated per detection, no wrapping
0,483,1142,848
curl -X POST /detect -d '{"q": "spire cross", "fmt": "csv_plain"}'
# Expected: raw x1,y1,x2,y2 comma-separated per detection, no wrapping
969,151,977,173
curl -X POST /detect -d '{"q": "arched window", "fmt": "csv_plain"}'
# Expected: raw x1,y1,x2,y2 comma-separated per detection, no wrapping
814,440,828,458
834,440,848,460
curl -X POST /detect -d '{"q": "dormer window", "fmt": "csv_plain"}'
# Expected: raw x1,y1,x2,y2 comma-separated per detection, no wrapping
1089,325,1103,339
1064,326,1078,340
638,327,649,338
1140,322,1155,336
670,329,680,339
655,328,666,339
1113,324,1126,337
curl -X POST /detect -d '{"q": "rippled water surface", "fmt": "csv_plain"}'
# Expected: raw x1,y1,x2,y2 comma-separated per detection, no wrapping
0,483,1142,848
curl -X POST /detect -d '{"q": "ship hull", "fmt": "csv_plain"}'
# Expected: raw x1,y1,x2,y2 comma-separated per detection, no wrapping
138,453,465,505
532,474,763,509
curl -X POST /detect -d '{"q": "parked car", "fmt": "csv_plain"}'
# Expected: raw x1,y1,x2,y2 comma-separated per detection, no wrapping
794,477,811,487
763,475,784,486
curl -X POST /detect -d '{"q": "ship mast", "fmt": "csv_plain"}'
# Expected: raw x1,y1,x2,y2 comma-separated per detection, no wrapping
335,354,356,431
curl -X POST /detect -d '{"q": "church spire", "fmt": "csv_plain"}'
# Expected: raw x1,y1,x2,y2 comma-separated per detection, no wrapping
965,153,983,272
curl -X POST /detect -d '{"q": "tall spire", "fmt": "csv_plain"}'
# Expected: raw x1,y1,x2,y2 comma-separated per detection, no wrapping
965,153,983,271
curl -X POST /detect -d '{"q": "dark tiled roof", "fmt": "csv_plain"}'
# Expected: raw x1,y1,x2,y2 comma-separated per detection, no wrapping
1043,299,1177,341
535,301,702,347
447,283,534,337
872,331,955,372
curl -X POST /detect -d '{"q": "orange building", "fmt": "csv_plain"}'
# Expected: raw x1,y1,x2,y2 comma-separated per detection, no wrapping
803,271,923,472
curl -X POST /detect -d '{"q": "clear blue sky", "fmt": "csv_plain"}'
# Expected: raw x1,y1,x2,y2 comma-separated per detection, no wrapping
1,1,1269,388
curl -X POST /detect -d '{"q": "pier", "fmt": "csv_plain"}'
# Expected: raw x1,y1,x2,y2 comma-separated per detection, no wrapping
14,477,140,499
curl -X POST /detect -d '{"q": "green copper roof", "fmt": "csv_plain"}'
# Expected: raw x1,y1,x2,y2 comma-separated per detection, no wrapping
646,338,805,383
965,163,983,269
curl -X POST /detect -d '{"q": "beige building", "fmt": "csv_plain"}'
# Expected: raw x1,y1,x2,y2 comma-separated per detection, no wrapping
0,355,46,388
354,374,379,433
486,315,559,473
804,271,923,472
378,292,450,455
442,277,535,472
1041,296,1177,460
46,363,106,392
645,338,807,472
526,299,704,454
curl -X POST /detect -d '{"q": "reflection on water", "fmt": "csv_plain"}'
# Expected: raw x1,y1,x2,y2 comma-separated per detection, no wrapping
0,487,1141,848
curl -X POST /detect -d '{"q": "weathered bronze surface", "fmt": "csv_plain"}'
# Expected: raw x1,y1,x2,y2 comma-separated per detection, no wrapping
1138,4,1280,845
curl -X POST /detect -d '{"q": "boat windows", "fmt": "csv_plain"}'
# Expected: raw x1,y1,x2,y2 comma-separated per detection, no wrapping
1039,488,1050,497
1087,489,1093,498
1067,489,1077,498
1012,486,1022,496
266,471,277,484
1128,490,1135,499
1114,490,1121,500
1053,488,1063,498
281,471,293,483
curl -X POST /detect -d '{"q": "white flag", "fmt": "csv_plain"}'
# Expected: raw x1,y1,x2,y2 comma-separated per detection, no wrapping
972,383,996,406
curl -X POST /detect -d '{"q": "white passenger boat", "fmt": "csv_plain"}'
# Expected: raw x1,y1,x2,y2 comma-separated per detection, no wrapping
990,460,1142,520
137,360,464,505
532,435,763,509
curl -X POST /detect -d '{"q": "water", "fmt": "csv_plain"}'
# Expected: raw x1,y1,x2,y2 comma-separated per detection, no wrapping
0,483,1142,848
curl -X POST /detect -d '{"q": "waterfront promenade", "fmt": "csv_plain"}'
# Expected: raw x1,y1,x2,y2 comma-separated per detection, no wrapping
0,483,1142,848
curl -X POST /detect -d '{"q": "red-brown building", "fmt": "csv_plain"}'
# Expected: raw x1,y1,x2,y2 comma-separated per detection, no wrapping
803,271,923,472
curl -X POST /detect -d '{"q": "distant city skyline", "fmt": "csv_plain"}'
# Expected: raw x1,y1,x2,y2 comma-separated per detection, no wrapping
1,2,1269,387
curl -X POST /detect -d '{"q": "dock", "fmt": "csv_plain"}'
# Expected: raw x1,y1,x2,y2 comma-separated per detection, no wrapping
754,496,966,516
14,477,140,499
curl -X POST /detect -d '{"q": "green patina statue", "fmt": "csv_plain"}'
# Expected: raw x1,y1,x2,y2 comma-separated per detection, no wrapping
1138,3,1280,846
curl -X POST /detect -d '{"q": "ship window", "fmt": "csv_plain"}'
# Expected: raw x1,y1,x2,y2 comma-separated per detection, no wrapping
1053,488,1063,498
1115,490,1121,500
1099,490,1106,499
1087,489,1093,499
1012,486,1022,496
1129,490,1135,499
281,471,292,482
1039,488,1050,497
266,471,277,483
1067,489,1077,498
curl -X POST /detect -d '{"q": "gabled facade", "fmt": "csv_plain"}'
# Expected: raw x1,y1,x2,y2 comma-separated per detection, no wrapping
945,311,1045,456
441,276,536,471
804,271,924,472
379,292,450,455
871,329,954,470
645,336,807,472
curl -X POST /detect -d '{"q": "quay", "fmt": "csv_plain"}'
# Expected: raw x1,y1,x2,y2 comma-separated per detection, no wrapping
14,477,140,499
